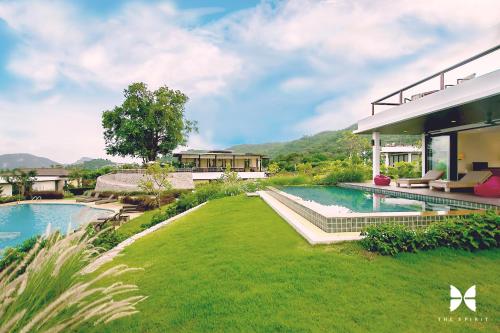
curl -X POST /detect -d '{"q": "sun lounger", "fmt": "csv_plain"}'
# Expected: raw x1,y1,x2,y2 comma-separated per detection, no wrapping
76,192,100,202
396,170,444,188
429,171,492,192
94,194,116,205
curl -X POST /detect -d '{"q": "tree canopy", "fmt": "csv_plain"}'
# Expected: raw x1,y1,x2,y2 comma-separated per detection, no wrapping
102,82,197,164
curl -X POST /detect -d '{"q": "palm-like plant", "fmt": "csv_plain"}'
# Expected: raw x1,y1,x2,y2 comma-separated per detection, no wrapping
0,228,146,332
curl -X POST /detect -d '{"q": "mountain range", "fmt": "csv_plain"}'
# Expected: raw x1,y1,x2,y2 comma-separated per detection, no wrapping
0,154,116,170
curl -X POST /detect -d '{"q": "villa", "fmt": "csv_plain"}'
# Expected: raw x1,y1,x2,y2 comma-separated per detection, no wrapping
259,45,500,244
173,150,268,182
356,45,500,184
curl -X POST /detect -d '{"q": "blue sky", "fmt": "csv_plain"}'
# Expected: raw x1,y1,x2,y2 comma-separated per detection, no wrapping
0,0,499,163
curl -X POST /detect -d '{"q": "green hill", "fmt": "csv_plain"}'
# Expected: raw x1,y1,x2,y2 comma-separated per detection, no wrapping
227,126,419,159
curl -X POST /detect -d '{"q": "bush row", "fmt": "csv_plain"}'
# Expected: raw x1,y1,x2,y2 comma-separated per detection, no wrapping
29,191,64,199
360,211,500,256
0,195,25,204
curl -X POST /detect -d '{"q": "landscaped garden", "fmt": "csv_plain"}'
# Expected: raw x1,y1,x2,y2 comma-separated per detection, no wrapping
73,195,498,332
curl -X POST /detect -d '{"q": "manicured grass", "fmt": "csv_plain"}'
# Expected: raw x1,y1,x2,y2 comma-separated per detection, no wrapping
84,196,498,332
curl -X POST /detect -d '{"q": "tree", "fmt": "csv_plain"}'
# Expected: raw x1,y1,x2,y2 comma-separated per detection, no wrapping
2,169,37,196
267,162,280,175
337,132,371,162
138,162,175,208
68,168,84,188
102,82,197,164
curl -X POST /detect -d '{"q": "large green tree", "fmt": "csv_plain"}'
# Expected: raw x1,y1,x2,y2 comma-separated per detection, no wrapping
102,83,197,164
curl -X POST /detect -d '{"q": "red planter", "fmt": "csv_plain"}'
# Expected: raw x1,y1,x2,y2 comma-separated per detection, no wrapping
374,175,391,186
474,176,500,197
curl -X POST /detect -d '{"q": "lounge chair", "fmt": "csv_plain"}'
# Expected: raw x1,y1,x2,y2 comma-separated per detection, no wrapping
94,194,116,205
429,171,492,192
396,170,444,188
76,192,100,203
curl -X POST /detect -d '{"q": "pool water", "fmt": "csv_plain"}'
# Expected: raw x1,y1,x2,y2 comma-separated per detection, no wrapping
0,204,112,251
280,186,463,213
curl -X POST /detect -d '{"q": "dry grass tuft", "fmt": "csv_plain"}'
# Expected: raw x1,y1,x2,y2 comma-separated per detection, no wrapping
0,228,146,332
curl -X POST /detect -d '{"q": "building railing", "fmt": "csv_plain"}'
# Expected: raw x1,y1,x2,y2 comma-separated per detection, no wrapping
371,44,500,115
175,167,262,173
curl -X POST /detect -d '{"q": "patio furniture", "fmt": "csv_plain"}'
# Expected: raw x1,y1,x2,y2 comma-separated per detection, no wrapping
429,171,492,192
474,176,500,198
94,194,116,205
374,175,391,186
396,170,444,188
76,192,100,202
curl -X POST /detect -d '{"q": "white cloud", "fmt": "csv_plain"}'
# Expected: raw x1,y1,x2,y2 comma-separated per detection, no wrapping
0,0,243,96
0,0,499,161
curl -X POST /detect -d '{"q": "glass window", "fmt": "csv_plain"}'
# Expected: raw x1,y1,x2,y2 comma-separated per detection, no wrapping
427,135,450,180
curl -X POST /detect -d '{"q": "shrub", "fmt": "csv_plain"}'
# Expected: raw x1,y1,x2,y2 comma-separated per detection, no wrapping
67,187,94,195
121,193,177,211
0,195,24,204
360,211,500,255
380,161,421,180
29,191,64,199
262,174,313,186
0,236,40,274
315,161,370,185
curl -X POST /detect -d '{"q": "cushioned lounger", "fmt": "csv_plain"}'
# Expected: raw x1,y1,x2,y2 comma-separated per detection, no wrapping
396,170,444,188
429,171,492,192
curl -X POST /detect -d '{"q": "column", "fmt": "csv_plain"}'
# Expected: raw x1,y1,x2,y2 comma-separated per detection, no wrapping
372,132,380,179
384,153,389,167
421,133,426,176
408,153,412,163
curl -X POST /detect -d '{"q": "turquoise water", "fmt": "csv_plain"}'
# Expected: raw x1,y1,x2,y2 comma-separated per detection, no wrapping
0,204,112,251
280,186,462,213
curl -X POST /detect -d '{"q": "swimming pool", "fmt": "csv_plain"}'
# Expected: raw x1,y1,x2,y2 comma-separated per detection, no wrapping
279,186,464,214
267,186,478,233
0,204,112,251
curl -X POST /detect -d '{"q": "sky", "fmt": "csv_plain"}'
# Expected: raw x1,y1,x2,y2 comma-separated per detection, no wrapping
0,0,499,164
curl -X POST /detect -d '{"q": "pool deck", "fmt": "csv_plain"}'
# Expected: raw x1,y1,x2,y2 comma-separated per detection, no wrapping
343,182,500,208
258,191,362,244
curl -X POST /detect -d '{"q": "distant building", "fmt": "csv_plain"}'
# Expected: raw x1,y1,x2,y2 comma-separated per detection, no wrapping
380,146,421,167
173,150,268,181
0,168,70,196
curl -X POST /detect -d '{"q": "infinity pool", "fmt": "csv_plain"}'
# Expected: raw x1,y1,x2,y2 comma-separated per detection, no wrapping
0,204,112,251
279,186,463,214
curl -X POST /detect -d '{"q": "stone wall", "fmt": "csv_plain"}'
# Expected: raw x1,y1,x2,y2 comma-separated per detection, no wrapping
95,172,194,192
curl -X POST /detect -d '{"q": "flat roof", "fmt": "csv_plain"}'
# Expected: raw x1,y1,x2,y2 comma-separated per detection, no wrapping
174,150,267,157
355,69,500,134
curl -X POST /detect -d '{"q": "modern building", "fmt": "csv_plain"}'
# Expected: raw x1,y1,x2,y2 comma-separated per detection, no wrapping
381,146,421,167
355,45,500,181
173,150,268,182
0,168,70,196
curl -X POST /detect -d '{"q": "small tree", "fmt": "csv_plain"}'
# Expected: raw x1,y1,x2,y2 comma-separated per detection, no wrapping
267,162,280,175
3,169,37,196
138,162,175,208
68,168,84,188
102,82,197,164
220,164,239,183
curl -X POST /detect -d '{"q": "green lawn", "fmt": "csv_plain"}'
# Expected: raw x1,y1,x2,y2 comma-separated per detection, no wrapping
84,196,498,332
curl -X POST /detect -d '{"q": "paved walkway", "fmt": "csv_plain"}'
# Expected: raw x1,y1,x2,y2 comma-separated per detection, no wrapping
258,191,362,244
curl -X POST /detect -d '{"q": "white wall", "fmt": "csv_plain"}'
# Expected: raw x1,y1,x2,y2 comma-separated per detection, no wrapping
32,181,57,192
0,184,13,197
458,127,500,173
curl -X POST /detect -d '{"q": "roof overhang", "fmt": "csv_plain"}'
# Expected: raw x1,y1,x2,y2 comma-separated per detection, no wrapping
355,69,500,134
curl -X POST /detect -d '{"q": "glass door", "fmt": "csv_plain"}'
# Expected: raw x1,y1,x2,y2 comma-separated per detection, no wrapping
427,135,450,180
